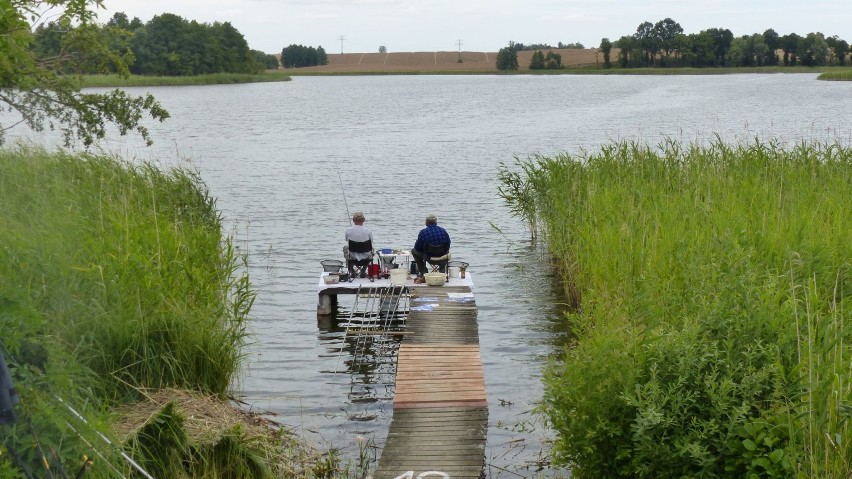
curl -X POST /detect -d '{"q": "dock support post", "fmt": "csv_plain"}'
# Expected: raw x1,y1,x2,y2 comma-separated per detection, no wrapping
317,293,337,329
317,293,336,317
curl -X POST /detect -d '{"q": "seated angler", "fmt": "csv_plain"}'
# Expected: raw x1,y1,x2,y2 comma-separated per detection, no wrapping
344,211,374,278
411,214,451,284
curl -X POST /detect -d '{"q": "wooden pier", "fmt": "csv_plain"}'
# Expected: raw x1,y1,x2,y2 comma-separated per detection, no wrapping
375,285,487,479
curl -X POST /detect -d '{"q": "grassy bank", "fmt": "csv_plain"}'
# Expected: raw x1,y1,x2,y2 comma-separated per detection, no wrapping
0,149,328,477
564,65,837,75
80,71,290,88
818,70,852,80
286,69,496,76
499,140,852,478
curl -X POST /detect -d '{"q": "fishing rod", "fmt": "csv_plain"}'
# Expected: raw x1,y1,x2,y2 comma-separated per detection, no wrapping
335,163,352,225
1,338,153,479
58,396,153,479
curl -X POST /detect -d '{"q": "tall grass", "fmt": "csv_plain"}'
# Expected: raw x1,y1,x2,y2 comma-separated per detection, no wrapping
0,148,260,476
499,140,852,478
1,147,252,398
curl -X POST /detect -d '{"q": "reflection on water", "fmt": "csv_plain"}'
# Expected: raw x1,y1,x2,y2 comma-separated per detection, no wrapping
317,287,410,447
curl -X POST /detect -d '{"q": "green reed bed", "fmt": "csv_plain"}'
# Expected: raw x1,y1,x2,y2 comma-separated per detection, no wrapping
0,148,308,477
80,71,291,88
499,140,852,478
1,148,252,398
818,70,852,81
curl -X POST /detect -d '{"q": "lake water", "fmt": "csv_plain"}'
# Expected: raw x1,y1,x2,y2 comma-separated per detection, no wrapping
10,73,852,477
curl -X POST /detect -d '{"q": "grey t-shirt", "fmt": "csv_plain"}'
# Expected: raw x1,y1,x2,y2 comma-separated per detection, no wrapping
345,225,373,260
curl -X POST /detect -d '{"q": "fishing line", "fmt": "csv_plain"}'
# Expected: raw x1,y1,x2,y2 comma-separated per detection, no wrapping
378,287,404,356
0,339,145,479
335,163,352,225
332,284,362,383
58,396,152,479
351,287,374,373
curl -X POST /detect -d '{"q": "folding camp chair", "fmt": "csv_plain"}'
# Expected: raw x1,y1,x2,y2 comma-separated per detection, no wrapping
347,239,373,280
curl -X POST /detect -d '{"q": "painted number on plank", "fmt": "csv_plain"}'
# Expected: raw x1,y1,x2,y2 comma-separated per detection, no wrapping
393,472,449,479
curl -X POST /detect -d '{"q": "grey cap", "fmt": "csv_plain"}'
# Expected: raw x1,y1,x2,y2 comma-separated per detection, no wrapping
425,214,438,225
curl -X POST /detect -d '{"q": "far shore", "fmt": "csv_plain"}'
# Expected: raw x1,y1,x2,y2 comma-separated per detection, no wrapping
77,53,850,84
294,48,602,73
281,48,848,77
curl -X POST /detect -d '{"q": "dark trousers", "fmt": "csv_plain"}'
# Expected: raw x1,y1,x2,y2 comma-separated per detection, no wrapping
412,248,428,276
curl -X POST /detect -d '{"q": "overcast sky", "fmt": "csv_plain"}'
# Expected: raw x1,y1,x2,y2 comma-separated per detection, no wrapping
95,0,850,54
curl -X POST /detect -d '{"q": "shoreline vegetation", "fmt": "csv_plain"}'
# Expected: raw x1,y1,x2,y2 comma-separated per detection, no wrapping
73,53,852,85
817,70,852,80
79,71,291,88
0,149,337,477
284,65,851,77
499,139,852,477
282,50,850,78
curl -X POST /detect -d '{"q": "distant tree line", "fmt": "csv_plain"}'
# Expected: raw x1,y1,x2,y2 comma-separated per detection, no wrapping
529,50,562,70
280,44,328,68
503,40,585,52
496,40,578,71
602,18,849,68
30,12,276,76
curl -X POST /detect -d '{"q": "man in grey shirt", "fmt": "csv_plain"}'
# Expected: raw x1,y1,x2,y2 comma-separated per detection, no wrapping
344,212,374,277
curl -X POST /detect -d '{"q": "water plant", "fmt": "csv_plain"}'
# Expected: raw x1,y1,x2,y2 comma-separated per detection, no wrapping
500,139,852,477
0,147,301,477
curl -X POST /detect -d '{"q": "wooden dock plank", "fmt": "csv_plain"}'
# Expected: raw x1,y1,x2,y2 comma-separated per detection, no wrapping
375,286,487,478
376,406,488,478
394,343,486,408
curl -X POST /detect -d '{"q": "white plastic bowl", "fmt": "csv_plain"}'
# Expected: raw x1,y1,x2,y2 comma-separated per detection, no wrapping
424,272,446,286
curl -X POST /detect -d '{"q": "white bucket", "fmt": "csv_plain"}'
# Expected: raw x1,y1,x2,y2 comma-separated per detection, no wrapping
390,268,408,285
448,266,461,279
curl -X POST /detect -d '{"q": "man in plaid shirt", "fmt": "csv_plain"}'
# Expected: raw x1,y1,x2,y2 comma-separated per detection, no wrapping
412,214,451,283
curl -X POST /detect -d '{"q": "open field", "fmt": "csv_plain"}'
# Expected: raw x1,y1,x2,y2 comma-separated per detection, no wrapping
284,49,847,76
292,48,603,73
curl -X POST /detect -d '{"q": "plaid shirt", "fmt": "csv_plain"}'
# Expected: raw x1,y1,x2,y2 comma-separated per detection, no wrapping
414,224,451,255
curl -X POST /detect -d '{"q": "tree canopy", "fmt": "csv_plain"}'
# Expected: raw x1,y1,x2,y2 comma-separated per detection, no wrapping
496,45,519,70
610,17,848,68
30,11,265,77
280,44,328,68
128,14,261,75
530,50,562,70
529,50,545,70
1,1,168,146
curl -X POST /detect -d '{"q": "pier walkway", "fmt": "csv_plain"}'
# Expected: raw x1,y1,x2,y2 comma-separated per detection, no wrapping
374,285,487,479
